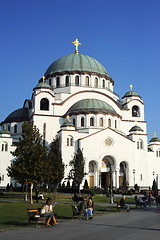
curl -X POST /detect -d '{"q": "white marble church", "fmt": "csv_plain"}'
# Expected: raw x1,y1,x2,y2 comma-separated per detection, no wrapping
0,39,160,190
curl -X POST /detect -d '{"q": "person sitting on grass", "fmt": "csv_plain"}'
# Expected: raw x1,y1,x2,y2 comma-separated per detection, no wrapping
40,197,59,227
86,196,94,220
120,195,130,212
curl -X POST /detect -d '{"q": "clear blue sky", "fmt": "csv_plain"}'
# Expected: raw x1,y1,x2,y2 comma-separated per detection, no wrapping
0,0,160,141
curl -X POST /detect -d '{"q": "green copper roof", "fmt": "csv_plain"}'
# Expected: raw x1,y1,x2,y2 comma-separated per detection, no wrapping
66,99,116,115
61,121,74,128
149,136,160,143
0,128,10,134
4,108,29,123
45,54,109,77
129,125,143,132
33,82,52,91
123,90,141,99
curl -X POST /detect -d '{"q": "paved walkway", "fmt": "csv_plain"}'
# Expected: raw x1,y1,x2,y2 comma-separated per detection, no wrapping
0,206,159,240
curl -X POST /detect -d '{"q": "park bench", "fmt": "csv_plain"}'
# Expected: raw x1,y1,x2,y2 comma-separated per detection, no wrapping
71,205,86,219
116,201,127,211
27,208,48,226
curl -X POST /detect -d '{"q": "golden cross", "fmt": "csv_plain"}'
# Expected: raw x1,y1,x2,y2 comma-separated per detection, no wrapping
67,115,70,122
130,84,133,91
135,120,137,126
154,132,156,137
72,38,81,54
42,76,45,83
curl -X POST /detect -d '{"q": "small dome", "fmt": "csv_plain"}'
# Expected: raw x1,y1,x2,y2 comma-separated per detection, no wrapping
66,99,116,116
122,90,141,99
61,121,74,128
45,54,109,77
4,108,29,123
0,128,10,134
33,82,52,91
129,125,143,132
149,136,160,143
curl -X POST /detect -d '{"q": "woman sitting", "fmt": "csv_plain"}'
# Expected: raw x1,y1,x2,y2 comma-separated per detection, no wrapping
40,197,58,227
86,197,94,220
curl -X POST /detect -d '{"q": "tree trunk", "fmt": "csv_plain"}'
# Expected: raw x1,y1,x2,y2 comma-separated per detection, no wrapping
53,184,57,201
30,183,33,204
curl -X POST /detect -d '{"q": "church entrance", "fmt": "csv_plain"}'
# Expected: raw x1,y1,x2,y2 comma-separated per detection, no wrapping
101,156,115,188
101,172,110,188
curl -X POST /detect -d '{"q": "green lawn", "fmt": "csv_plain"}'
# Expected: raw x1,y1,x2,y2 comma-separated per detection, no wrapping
0,192,135,229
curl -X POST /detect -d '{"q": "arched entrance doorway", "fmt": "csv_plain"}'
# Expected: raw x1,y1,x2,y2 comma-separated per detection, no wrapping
101,156,114,188
119,161,128,188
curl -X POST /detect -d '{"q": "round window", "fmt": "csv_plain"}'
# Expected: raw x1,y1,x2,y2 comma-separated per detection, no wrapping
105,138,112,146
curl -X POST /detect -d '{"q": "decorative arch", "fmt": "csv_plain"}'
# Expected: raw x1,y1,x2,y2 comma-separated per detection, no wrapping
56,77,60,87
67,135,74,146
94,77,98,88
81,117,85,127
40,98,49,111
101,155,115,188
119,161,129,188
99,117,103,127
90,117,94,127
132,105,140,117
89,160,97,188
65,76,69,86
137,139,143,149
85,76,89,86
75,75,79,86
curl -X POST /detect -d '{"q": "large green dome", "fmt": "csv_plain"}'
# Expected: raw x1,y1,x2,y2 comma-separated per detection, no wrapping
4,108,29,123
45,54,109,77
66,99,116,116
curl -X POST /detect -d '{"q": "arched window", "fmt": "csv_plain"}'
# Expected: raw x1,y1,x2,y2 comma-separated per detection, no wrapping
2,142,8,151
102,79,105,88
49,79,52,86
115,120,117,129
56,77,60,87
67,136,73,146
94,77,98,88
90,117,94,126
8,125,10,131
89,161,95,173
66,76,69,86
81,117,84,127
75,76,79,86
85,76,89,86
132,105,140,117
73,118,76,127
108,82,110,90
14,125,17,133
99,118,103,127
108,119,111,128
137,139,143,149
40,98,49,111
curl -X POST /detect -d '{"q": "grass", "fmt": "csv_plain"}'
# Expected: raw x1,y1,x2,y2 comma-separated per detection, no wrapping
0,192,135,229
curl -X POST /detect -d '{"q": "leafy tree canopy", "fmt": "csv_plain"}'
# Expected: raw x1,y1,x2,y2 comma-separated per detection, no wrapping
7,121,47,184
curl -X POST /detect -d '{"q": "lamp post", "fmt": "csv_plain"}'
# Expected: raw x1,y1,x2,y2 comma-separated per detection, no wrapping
133,169,135,187
153,171,155,181
110,167,113,204
115,170,117,190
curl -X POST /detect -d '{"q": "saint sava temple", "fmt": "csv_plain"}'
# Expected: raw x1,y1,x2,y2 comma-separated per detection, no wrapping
0,39,160,191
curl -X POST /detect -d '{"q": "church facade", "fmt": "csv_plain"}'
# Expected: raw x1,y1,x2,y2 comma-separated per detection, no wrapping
1,39,160,190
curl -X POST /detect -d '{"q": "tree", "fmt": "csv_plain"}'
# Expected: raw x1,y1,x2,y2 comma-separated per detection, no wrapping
69,148,85,192
7,121,47,204
46,138,64,199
